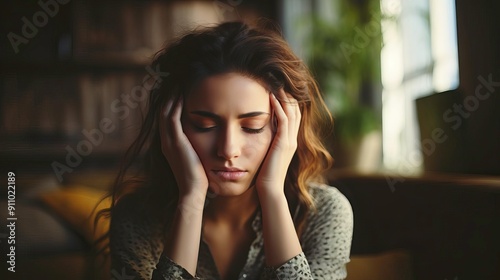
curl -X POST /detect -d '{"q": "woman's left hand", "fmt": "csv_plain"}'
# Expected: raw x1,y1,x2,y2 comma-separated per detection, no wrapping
255,88,301,197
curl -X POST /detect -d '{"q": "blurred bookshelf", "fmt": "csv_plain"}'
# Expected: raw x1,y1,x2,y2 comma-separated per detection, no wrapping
0,0,278,177
1,0,168,171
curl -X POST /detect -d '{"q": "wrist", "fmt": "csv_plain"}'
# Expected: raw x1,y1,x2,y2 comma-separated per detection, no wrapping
256,186,287,207
178,186,208,202
177,190,207,216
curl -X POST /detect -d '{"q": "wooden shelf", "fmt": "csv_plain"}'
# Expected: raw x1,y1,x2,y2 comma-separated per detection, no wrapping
328,169,500,192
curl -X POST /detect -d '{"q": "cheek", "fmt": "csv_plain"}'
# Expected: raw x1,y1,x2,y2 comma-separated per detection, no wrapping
242,129,273,161
184,130,215,160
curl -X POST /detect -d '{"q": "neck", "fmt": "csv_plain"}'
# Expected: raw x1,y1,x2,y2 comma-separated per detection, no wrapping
203,186,259,229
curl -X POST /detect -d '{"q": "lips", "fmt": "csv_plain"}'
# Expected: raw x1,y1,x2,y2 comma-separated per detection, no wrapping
212,167,247,181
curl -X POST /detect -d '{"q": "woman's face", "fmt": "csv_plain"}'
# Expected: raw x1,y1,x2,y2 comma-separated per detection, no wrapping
182,72,273,196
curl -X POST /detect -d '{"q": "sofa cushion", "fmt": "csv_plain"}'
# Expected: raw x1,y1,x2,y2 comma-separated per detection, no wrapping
38,185,111,251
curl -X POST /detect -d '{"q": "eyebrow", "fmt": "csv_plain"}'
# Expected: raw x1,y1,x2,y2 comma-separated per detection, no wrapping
190,111,270,119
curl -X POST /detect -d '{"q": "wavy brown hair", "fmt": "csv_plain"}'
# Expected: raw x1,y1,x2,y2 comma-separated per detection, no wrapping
95,20,333,262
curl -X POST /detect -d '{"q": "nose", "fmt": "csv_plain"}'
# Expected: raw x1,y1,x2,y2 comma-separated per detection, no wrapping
216,124,241,160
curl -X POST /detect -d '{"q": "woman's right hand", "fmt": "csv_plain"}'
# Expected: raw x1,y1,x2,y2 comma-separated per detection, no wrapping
160,98,207,275
160,98,209,199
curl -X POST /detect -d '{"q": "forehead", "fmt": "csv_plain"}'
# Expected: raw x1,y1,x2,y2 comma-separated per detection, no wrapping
186,73,270,112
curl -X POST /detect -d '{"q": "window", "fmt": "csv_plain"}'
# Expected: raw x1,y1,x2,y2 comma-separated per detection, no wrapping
380,0,458,174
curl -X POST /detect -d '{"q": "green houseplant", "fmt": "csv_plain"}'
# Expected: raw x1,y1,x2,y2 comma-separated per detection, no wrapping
306,0,383,170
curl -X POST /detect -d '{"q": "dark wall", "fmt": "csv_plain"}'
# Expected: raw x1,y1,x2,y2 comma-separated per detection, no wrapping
455,0,500,175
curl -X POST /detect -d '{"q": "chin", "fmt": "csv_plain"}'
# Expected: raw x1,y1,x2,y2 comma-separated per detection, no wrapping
208,180,252,197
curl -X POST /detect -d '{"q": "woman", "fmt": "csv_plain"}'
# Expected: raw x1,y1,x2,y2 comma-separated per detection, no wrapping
107,21,353,280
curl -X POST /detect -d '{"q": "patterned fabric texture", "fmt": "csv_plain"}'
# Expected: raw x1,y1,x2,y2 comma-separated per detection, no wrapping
110,183,353,280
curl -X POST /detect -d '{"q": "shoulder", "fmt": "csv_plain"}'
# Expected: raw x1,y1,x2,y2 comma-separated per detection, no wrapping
299,183,353,278
111,193,152,229
110,193,165,279
110,192,164,240
301,183,353,237
300,182,353,252
110,193,164,257
308,182,353,218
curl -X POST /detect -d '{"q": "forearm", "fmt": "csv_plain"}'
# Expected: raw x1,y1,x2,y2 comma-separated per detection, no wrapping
259,190,302,267
164,193,205,276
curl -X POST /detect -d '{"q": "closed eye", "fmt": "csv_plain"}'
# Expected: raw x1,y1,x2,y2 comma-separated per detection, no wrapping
192,125,266,134
243,127,265,134
192,125,216,132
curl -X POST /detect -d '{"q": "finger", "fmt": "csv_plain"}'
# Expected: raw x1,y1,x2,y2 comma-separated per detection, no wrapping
276,88,298,106
270,93,288,142
279,89,302,146
170,98,184,140
163,98,174,118
276,87,287,101
285,93,301,135
290,101,301,145
278,90,300,141
160,98,174,147
276,89,298,119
